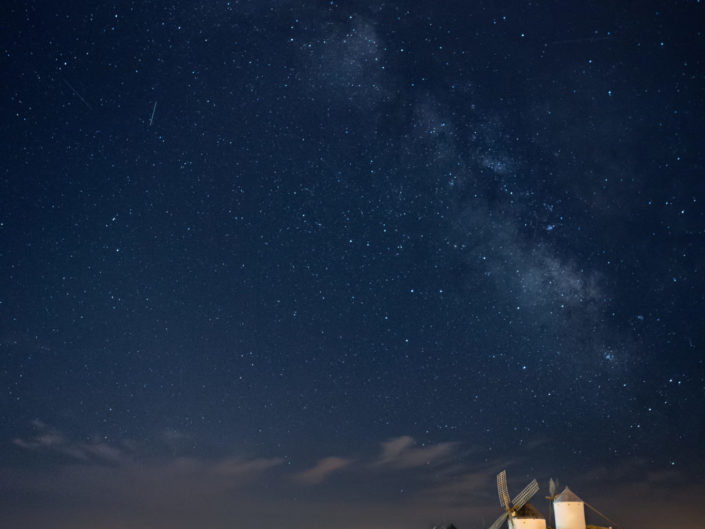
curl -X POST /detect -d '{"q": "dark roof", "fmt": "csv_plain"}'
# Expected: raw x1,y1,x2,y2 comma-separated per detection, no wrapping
515,502,544,519
554,486,583,503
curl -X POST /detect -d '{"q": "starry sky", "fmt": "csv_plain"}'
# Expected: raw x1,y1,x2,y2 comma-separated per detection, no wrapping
1,1,704,528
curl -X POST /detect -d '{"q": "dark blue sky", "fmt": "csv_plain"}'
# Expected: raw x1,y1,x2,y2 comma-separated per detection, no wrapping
1,1,704,528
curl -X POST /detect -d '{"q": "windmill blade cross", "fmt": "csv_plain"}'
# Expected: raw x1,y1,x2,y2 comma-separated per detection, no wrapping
497,470,510,510
549,478,556,497
488,511,508,529
511,479,539,511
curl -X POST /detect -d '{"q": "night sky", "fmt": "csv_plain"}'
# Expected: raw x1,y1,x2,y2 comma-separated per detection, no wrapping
2,1,704,528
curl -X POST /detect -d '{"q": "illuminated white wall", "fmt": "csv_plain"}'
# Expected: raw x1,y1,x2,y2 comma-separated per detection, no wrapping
509,516,547,529
554,501,586,529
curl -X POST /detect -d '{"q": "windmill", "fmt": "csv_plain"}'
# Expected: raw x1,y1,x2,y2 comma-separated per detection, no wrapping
545,478,559,528
488,470,540,529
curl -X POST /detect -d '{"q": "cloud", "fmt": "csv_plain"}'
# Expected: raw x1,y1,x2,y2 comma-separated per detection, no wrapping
295,456,354,484
13,421,125,463
12,421,284,481
292,436,460,485
290,436,463,486
375,436,460,469
213,456,285,477
378,435,415,461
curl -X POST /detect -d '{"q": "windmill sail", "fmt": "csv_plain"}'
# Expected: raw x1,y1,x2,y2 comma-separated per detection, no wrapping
511,479,539,511
486,471,540,529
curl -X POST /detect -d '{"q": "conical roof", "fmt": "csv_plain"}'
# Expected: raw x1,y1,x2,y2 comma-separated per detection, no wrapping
554,486,582,503
515,502,544,519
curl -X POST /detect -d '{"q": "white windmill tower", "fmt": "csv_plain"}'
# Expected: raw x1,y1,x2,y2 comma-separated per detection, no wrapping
488,470,545,529
553,487,586,529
